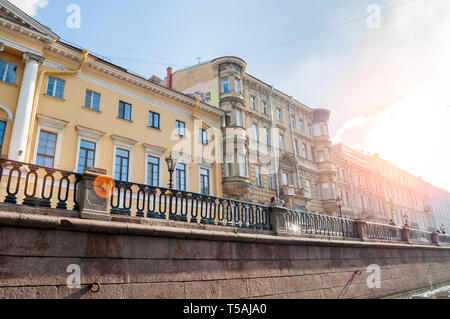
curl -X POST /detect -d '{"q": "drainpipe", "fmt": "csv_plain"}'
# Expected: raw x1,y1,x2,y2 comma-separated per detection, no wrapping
24,50,89,163
268,86,280,198
288,97,301,193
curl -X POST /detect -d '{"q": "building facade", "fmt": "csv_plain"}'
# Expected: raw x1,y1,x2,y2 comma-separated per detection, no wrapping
425,183,450,233
172,57,338,213
332,143,434,230
0,0,224,197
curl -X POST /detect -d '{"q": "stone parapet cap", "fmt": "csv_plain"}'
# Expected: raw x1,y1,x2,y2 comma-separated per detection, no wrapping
0,211,448,250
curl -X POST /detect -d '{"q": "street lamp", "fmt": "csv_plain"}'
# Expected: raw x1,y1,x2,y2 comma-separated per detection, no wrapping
165,154,176,189
336,196,343,218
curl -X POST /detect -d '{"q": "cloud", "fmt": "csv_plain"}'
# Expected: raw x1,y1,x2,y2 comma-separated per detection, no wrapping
8,0,48,17
334,75,450,191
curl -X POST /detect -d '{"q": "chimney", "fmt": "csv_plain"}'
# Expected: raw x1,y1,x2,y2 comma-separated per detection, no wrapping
166,67,173,89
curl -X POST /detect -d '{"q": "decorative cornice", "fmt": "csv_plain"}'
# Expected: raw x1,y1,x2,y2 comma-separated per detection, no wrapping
44,44,224,120
23,52,44,64
111,134,138,146
0,35,42,56
36,113,69,129
76,125,106,138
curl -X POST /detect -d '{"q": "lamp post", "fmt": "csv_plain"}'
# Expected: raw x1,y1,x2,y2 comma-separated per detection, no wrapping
165,155,176,189
336,196,343,218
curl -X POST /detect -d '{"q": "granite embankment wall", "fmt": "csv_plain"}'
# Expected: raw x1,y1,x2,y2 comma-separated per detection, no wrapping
0,210,449,299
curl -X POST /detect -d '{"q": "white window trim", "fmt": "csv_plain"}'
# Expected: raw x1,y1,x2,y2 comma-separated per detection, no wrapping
171,152,191,192
74,126,105,173
199,164,213,196
32,114,69,169
112,135,137,182
142,143,166,187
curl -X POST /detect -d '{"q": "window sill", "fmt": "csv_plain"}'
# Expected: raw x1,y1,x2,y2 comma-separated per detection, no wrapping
43,94,65,102
147,126,161,132
116,117,133,123
82,106,102,113
0,81,18,87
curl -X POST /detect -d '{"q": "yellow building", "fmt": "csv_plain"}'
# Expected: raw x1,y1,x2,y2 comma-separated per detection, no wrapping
0,0,224,197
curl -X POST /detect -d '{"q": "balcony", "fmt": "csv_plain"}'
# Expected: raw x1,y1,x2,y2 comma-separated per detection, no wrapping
222,176,252,197
280,185,311,201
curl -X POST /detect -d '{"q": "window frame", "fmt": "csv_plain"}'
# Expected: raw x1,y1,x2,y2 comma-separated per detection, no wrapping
35,130,57,168
84,90,101,111
114,148,130,182
146,155,160,187
148,111,160,130
0,60,17,84
118,101,132,121
175,120,186,137
77,139,96,173
46,76,65,99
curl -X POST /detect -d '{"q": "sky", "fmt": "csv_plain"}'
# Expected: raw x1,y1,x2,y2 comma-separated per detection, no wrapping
8,0,450,192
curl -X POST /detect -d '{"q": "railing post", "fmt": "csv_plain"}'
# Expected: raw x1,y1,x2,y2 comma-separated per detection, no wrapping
401,225,411,244
355,219,368,241
269,203,288,236
77,168,112,221
432,231,441,247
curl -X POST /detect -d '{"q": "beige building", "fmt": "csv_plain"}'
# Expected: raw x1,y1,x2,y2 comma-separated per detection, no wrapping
332,143,434,230
172,57,338,213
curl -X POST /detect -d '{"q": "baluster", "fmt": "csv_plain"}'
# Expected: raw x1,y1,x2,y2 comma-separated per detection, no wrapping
136,185,146,217
190,194,199,224
146,187,158,219
159,188,167,219
23,164,40,207
217,199,224,226
56,171,71,210
4,161,22,204
40,168,55,208
110,181,121,215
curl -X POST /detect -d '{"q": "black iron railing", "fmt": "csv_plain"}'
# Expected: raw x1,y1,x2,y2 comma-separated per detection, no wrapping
0,158,81,210
409,229,434,244
438,234,450,245
109,180,271,229
286,210,358,238
366,222,403,241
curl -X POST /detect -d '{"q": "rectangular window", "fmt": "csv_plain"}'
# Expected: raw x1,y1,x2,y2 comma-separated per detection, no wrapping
0,60,17,84
279,135,286,151
291,115,296,128
255,166,262,187
313,124,321,136
36,131,57,168
308,124,312,136
200,168,210,195
0,120,6,153
148,111,160,129
115,148,129,181
236,109,243,126
318,151,325,162
46,76,65,99
235,78,240,93
282,173,289,186
306,180,311,197
262,101,267,115
200,128,208,145
322,183,330,200
250,96,256,110
221,78,229,93
175,163,186,191
146,156,160,186
299,119,305,132
176,120,185,137
77,140,96,173
118,101,132,121
238,154,246,177
268,174,274,190
276,108,282,122
316,183,321,200
264,128,270,145
252,123,259,142
84,90,100,111
302,143,307,159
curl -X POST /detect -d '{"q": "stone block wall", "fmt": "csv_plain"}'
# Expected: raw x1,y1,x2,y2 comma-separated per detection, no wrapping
0,211,449,299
